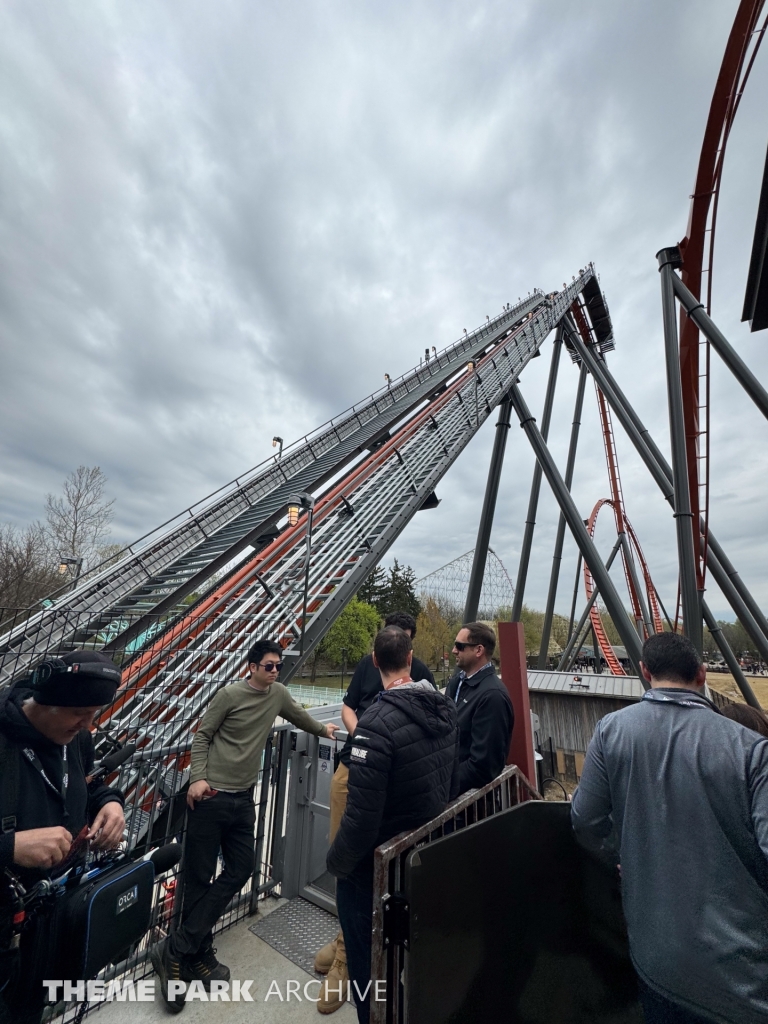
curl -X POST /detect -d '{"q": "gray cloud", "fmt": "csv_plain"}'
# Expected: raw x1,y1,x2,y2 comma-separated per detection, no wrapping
1,0,766,621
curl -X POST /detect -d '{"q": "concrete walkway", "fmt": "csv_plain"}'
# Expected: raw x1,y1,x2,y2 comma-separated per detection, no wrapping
90,898,357,1023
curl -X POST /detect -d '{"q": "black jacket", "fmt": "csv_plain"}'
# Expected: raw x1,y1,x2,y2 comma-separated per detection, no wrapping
338,653,436,767
0,686,124,883
446,664,514,793
327,682,458,880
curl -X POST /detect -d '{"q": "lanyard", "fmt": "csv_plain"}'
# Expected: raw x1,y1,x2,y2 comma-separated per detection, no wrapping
22,745,69,817
389,676,413,689
642,690,719,713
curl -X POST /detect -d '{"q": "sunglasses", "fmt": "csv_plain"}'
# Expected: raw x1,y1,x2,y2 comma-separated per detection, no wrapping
453,641,480,651
258,661,283,672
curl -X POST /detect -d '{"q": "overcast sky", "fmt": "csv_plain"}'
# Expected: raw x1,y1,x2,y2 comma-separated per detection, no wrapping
1,0,767,621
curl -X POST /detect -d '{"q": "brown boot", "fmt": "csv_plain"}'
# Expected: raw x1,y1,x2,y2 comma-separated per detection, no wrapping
317,956,349,1015
313,932,339,975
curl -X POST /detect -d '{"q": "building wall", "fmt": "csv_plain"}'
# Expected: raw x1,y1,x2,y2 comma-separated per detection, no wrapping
530,692,633,755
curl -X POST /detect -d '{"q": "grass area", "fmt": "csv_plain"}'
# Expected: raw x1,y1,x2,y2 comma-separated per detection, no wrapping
707,673,768,709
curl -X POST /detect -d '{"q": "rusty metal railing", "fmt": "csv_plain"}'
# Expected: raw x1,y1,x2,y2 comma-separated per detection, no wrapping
370,764,541,1024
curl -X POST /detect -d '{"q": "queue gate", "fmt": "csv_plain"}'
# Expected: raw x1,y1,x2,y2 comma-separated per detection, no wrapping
280,703,346,914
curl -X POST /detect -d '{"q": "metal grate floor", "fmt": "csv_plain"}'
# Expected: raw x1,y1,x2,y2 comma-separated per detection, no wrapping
250,897,339,977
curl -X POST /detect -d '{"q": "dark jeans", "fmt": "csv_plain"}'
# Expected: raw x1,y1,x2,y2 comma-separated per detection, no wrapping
638,980,713,1024
336,874,373,1024
171,790,255,958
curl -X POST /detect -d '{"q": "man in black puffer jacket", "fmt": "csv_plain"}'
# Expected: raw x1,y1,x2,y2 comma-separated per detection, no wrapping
327,627,458,1024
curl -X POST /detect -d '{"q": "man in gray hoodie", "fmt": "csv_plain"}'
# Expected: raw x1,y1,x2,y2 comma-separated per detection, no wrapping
572,631,768,1024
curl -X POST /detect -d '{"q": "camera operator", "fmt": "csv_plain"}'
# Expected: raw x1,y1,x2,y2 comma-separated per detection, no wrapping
0,650,125,1024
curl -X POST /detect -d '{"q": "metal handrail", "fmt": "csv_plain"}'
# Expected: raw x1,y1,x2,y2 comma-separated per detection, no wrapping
32,292,547,603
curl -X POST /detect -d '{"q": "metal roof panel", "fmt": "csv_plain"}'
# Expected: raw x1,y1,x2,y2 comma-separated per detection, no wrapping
527,669,644,701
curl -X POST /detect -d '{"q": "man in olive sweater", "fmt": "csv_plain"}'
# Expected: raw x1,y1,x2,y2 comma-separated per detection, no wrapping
152,639,338,1012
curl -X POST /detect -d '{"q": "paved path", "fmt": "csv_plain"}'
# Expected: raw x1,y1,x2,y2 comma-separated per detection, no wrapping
89,897,357,1023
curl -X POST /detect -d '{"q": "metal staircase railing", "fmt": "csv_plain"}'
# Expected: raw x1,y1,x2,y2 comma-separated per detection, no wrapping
81,271,597,717
0,293,548,685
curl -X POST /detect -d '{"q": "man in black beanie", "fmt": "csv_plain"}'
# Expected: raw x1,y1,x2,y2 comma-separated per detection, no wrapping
0,650,125,1024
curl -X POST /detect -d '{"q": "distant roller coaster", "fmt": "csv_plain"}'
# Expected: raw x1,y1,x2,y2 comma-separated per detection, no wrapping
416,549,516,620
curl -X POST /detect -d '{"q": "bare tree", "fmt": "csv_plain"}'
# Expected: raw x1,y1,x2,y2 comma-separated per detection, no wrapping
0,523,60,621
44,466,115,571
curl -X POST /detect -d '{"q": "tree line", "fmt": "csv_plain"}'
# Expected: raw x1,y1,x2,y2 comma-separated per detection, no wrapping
1,466,117,618
307,560,422,679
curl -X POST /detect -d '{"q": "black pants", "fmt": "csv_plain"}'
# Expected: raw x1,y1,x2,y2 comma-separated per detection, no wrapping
171,790,255,958
336,874,373,1024
638,980,714,1024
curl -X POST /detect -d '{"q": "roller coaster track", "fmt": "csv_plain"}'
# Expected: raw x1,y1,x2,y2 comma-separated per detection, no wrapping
108,271,597,694
0,289,551,685
0,274,602,689
0,266,615,844
584,499,664,675
678,0,767,590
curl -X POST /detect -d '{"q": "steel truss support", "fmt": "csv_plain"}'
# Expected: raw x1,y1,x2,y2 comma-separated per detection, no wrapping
576,334,768,650
567,552,583,643
511,329,563,620
508,383,644,679
584,341,768,649
463,398,513,622
567,327,764,703
556,536,623,671
619,533,653,637
702,602,761,709
658,247,703,651
537,363,588,666
671,271,768,422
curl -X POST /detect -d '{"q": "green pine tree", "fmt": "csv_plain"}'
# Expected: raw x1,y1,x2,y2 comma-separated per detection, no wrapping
357,565,388,612
380,559,421,618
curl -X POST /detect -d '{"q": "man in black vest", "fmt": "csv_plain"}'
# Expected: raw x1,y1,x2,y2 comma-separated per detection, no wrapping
0,650,125,1024
447,622,514,793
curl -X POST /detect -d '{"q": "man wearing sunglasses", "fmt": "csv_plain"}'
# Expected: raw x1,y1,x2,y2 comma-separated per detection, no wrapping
152,639,338,1012
447,622,514,794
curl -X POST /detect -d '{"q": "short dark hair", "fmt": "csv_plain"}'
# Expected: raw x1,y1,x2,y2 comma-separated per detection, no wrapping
462,621,496,656
247,639,283,666
373,627,412,674
384,612,417,638
641,632,701,685
720,703,768,738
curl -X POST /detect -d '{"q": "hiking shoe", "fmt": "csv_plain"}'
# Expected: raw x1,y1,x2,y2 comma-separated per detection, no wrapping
313,936,338,975
150,938,187,1013
189,944,230,989
317,957,349,1015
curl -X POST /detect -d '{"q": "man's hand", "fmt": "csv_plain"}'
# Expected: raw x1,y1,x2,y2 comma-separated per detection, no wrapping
89,801,125,851
13,827,72,869
187,780,216,809
324,723,340,740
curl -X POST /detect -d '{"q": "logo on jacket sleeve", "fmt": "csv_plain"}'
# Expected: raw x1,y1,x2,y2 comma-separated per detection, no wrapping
350,747,368,762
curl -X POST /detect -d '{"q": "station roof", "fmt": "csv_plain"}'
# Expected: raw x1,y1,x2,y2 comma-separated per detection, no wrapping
527,669,644,701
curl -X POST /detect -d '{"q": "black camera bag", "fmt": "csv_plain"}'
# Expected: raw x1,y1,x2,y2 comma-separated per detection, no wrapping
54,859,155,980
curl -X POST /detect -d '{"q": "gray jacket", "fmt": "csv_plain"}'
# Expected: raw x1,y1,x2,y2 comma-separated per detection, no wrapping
571,688,768,1024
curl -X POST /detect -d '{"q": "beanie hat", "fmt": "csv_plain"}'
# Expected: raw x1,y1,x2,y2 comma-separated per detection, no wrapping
30,650,121,707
